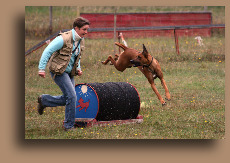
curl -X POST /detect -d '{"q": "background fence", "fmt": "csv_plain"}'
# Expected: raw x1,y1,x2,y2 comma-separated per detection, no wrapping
81,12,215,38
25,11,225,56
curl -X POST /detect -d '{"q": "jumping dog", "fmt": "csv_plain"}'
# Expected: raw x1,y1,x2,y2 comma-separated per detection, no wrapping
102,42,171,106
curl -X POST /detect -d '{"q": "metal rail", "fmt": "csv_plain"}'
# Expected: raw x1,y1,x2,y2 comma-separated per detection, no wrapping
88,24,225,32
25,24,224,56
25,29,69,56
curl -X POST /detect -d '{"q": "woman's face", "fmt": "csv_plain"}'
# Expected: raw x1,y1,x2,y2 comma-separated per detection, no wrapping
75,25,90,38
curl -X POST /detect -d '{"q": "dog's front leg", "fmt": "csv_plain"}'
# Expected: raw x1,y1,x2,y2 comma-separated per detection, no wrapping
160,78,171,101
141,68,166,106
150,81,166,106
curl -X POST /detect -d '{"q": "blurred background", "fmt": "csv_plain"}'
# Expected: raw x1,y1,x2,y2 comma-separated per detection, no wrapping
25,6,225,38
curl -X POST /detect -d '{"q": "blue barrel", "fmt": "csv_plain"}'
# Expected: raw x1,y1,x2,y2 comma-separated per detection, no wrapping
75,82,140,121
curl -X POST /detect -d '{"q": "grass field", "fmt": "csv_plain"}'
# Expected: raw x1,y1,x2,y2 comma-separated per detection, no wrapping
25,35,225,139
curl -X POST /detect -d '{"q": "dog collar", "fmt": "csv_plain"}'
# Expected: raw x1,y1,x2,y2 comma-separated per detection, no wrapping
143,57,157,79
143,57,153,68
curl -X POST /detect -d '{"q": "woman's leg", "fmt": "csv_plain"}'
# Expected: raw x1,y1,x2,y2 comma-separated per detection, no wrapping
41,72,77,129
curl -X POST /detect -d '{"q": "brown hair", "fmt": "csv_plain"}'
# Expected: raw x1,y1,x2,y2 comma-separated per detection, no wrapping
73,17,90,29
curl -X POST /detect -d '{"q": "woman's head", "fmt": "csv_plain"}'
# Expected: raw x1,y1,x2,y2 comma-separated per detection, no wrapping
73,17,90,29
73,17,90,38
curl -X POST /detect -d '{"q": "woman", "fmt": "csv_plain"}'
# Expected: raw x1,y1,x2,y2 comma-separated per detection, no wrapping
37,17,90,131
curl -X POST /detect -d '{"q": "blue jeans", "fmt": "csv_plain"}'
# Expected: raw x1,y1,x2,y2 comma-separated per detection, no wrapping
41,72,77,129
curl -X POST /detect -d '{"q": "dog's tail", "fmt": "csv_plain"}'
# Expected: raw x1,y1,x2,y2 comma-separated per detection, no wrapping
115,42,128,50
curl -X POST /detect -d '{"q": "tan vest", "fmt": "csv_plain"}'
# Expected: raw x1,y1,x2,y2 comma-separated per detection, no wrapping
48,30,85,77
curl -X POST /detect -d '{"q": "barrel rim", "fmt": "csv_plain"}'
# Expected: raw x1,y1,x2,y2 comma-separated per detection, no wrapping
75,83,100,119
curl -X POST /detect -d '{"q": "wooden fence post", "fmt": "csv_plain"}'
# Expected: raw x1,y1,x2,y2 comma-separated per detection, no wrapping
174,28,180,55
114,7,117,55
49,6,52,34
118,32,121,53
77,6,80,18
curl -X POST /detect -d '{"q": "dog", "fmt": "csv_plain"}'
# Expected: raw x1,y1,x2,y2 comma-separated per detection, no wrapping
76,97,90,112
102,42,171,106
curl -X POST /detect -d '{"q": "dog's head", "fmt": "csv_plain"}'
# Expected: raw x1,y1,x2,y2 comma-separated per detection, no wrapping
130,44,149,67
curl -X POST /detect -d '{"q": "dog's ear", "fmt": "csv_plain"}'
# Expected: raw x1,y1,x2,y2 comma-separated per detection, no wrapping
142,44,148,58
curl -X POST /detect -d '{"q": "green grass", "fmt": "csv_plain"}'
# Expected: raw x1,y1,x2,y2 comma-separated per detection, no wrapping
25,35,225,139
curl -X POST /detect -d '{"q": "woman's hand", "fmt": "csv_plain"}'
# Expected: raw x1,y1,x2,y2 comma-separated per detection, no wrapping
77,70,83,76
38,70,46,78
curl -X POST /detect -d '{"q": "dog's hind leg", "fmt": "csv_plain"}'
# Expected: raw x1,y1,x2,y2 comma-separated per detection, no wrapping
110,54,119,65
102,55,126,72
102,54,119,65
101,55,113,65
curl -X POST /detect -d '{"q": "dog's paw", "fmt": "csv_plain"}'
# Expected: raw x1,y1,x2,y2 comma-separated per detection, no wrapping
165,98,171,101
162,102,167,106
